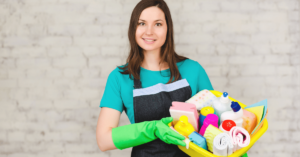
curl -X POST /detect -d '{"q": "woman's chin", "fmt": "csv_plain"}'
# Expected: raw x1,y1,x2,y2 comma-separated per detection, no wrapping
140,46,160,52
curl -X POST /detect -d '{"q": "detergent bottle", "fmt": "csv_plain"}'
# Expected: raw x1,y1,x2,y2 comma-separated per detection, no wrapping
219,120,236,134
199,114,219,136
199,106,215,129
174,115,196,137
220,101,243,127
212,92,232,118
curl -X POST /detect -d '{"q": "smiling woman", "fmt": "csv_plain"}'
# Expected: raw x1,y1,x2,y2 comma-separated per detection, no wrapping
119,0,188,82
96,0,213,157
135,7,167,56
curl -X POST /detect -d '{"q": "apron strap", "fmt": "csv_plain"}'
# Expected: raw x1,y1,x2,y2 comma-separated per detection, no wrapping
133,67,182,89
133,67,142,89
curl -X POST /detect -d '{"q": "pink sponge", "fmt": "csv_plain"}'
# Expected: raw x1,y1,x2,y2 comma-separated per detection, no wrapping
169,101,199,131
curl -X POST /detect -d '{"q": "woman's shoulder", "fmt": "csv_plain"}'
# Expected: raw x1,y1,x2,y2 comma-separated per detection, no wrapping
179,58,204,70
107,63,131,81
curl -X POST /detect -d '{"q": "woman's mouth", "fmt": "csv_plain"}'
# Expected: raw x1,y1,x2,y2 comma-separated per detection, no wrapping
143,38,156,44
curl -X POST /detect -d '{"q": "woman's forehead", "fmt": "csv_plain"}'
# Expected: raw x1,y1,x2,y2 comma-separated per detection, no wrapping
139,6,166,22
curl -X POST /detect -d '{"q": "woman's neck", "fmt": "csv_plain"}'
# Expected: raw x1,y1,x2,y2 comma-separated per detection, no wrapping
141,49,169,71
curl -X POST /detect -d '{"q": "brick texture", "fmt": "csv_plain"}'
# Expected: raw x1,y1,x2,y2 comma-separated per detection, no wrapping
0,0,299,156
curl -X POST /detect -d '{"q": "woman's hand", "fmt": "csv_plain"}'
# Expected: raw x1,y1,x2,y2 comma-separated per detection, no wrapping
154,117,186,146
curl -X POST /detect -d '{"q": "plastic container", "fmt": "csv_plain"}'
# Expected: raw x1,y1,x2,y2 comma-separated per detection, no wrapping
174,115,196,137
178,90,268,157
220,102,243,127
199,106,215,128
212,92,232,118
199,114,218,136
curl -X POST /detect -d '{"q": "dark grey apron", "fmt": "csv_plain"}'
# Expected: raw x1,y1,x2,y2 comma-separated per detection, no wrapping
131,68,191,157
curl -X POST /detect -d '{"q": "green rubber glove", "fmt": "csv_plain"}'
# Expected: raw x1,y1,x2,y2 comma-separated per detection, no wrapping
112,117,186,150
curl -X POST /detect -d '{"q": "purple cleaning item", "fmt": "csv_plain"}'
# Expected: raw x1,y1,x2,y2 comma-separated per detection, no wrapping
199,114,219,136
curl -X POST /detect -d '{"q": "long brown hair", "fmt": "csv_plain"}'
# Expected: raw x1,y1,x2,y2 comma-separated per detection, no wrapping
119,0,187,84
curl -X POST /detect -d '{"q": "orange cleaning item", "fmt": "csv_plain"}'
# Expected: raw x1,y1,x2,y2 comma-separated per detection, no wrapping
242,110,257,134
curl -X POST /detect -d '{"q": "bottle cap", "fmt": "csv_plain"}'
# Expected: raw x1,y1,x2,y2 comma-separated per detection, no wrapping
200,106,215,116
222,120,236,131
179,115,189,125
204,114,218,126
223,92,228,97
231,101,241,112
220,92,229,103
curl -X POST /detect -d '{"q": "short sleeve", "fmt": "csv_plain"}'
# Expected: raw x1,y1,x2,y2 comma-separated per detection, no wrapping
197,63,214,91
100,69,124,113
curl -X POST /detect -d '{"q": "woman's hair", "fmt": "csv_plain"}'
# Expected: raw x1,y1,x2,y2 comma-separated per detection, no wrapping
119,0,187,84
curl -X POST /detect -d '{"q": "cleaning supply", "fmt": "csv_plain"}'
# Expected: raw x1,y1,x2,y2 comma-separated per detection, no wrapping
229,126,251,152
213,133,233,156
174,115,196,137
170,101,199,131
203,124,223,152
220,101,243,127
112,117,186,150
244,99,268,135
177,90,268,157
186,89,217,110
242,109,257,134
188,131,207,150
199,106,215,128
199,114,218,136
219,120,236,134
184,138,191,149
212,92,232,119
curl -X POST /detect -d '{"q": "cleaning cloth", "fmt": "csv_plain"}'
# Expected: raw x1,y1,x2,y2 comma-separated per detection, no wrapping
203,124,223,152
229,126,250,152
213,133,233,156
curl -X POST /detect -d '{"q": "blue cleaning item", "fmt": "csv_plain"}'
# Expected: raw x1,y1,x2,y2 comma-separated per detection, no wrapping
188,131,207,150
223,92,228,97
231,101,241,112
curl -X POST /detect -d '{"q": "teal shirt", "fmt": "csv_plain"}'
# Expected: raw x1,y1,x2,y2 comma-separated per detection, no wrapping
100,59,213,124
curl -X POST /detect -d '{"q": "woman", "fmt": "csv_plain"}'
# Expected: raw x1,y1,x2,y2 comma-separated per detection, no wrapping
96,0,213,156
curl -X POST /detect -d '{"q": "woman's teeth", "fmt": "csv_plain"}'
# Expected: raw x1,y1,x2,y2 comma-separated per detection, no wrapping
144,39,155,41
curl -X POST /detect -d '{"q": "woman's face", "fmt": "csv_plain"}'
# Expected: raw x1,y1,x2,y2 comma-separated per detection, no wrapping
135,6,167,52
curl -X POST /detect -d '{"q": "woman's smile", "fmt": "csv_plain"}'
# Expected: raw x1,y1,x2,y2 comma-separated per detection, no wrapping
143,38,156,44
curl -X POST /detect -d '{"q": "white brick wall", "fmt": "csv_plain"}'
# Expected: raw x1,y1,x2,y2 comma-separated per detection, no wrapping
0,0,299,157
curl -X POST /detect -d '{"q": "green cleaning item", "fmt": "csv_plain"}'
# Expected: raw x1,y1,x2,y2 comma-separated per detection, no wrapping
112,117,186,150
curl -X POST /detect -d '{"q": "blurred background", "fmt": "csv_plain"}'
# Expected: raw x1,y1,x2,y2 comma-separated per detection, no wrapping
0,0,299,156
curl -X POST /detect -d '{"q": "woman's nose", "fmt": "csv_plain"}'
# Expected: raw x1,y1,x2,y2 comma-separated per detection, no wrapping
145,25,153,35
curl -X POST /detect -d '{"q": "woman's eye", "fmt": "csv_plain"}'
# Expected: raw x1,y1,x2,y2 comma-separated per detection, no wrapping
139,22,145,26
156,23,162,26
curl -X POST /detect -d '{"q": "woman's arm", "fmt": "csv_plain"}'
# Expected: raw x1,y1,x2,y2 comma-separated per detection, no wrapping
96,107,121,151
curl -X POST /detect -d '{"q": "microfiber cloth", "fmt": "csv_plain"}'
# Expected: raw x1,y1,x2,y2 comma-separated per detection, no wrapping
203,124,223,152
229,126,250,152
244,99,268,134
213,133,233,156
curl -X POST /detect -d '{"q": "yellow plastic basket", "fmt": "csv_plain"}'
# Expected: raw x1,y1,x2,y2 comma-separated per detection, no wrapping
178,90,268,157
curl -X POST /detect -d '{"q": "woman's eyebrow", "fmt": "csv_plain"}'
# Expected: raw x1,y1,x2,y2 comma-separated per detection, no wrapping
139,19,163,22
